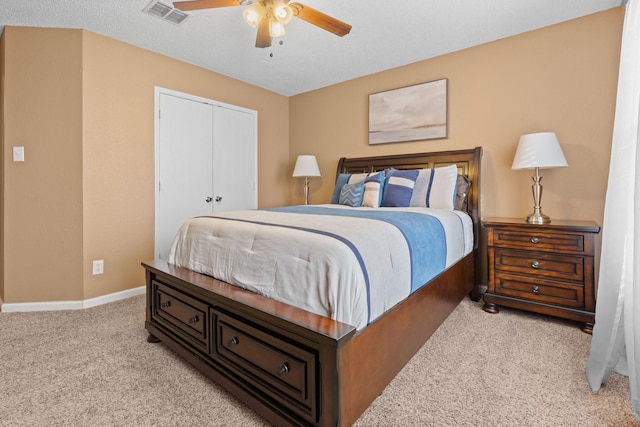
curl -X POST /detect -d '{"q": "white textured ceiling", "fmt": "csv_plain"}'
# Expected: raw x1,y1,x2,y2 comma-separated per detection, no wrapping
0,0,623,96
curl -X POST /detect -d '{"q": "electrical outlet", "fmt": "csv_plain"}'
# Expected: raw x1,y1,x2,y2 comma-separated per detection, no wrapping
92,260,104,275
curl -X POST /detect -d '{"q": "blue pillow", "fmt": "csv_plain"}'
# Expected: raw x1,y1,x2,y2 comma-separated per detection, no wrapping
339,181,365,207
331,173,351,204
382,169,419,207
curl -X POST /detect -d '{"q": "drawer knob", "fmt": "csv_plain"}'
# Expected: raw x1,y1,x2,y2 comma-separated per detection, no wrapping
227,337,238,348
531,237,539,244
532,285,540,294
277,363,289,376
188,315,199,324
160,301,171,308
531,260,540,269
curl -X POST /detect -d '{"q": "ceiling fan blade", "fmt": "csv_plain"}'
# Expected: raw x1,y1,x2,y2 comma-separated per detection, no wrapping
173,0,240,11
289,3,351,37
255,17,272,48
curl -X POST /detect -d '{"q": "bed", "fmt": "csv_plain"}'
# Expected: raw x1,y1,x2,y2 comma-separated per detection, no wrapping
143,147,482,427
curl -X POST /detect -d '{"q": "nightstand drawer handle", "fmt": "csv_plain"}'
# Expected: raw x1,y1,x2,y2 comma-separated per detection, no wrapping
188,315,199,324
531,260,540,269
160,300,171,308
532,285,540,294
530,237,539,244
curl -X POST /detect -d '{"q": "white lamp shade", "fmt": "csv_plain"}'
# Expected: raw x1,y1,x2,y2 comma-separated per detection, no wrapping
292,155,321,177
512,132,568,170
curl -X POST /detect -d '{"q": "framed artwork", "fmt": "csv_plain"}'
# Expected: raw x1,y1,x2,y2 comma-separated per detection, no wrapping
368,78,448,145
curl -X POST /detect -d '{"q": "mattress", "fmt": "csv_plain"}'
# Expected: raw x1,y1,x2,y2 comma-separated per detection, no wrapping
168,204,473,330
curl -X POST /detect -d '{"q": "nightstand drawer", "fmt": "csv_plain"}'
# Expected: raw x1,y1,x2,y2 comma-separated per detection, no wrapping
494,273,584,308
493,249,583,282
490,229,586,254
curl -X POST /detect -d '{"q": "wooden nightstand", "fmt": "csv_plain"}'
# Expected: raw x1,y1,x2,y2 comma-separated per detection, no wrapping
482,217,600,334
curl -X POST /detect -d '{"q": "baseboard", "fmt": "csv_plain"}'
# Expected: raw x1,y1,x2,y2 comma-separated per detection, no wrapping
0,286,146,313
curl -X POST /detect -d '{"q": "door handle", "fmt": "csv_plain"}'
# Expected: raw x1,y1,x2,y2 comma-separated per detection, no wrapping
215,196,222,202
205,197,213,203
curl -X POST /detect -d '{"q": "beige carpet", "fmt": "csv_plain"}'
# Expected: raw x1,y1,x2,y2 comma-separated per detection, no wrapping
0,294,637,426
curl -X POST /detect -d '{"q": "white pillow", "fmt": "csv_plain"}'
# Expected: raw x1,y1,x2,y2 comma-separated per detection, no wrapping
361,183,378,207
409,164,458,210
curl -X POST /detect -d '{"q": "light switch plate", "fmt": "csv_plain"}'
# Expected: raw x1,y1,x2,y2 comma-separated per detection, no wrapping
13,146,25,162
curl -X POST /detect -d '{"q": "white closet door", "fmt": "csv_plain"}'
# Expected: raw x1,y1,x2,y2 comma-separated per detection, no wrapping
156,93,214,260
212,105,257,212
155,88,258,261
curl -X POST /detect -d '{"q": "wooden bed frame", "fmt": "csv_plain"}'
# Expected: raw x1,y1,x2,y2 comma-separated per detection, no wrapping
143,147,482,426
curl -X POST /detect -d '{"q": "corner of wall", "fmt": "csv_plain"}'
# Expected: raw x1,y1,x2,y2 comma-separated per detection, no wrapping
0,29,6,303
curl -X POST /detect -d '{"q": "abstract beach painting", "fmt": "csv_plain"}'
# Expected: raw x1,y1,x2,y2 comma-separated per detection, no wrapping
369,78,447,145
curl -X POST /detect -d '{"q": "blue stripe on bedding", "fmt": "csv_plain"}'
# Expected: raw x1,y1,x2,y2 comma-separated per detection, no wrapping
196,215,373,324
269,206,446,293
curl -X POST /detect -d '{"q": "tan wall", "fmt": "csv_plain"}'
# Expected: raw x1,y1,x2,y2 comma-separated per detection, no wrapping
1,27,289,303
289,8,624,231
2,28,85,303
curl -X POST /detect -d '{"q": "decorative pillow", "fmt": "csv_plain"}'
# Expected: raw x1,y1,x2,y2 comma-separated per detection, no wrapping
348,173,369,183
455,174,471,211
428,164,459,210
332,171,386,206
409,169,432,207
331,173,352,204
381,167,396,195
361,171,386,208
381,169,419,207
339,181,365,207
409,164,459,210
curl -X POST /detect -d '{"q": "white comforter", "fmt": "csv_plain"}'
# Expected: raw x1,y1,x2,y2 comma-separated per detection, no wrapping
168,205,473,330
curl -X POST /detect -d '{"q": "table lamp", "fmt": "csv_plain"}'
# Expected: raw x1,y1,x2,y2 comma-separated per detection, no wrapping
512,132,568,224
292,155,321,205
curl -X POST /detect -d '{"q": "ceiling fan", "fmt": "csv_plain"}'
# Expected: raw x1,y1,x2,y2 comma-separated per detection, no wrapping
173,0,352,48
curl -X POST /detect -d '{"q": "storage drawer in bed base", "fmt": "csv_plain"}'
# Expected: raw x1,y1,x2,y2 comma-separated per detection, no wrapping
146,274,322,426
211,308,318,423
150,280,209,351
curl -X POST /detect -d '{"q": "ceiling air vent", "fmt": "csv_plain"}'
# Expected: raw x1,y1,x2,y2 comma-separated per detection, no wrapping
143,0,190,25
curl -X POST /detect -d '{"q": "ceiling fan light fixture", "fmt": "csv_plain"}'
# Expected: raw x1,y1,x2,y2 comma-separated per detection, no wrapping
179,0,352,48
242,3,265,27
269,17,286,37
272,2,293,24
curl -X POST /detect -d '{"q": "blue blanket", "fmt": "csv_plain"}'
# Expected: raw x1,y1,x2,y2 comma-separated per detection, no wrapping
269,206,446,293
